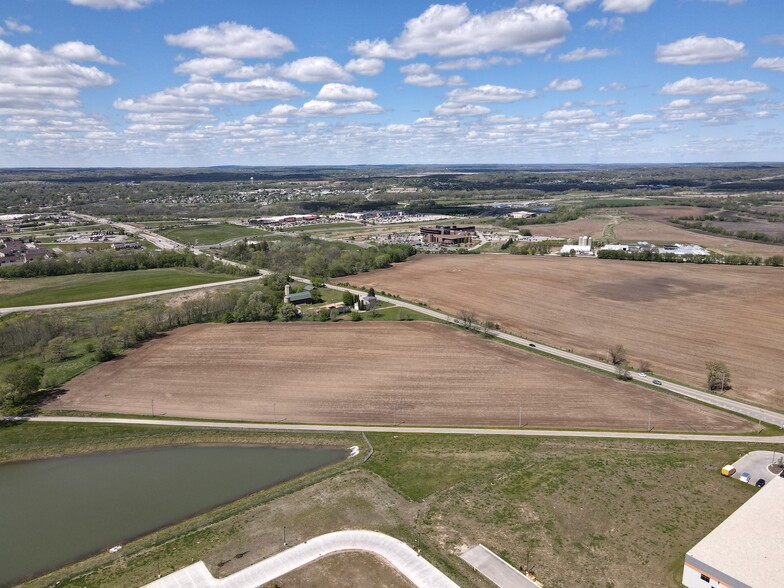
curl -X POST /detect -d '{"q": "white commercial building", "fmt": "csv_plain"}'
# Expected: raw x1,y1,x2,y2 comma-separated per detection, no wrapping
682,476,784,588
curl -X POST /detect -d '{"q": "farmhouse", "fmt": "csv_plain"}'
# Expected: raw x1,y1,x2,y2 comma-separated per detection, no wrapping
283,284,312,305
560,235,593,255
682,477,784,588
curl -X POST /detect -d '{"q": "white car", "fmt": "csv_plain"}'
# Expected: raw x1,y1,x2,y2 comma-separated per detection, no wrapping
740,472,751,484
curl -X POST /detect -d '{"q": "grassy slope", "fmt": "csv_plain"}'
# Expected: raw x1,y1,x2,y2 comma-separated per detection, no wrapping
9,424,761,588
0,268,237,307
157,224,266,245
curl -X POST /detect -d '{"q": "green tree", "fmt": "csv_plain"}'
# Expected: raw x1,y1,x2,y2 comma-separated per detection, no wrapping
2,362,44,409
350,311,363,322
342,290,357,308
43,336,71,362
279,303,300,322
706,360,731,392
96,337,116,362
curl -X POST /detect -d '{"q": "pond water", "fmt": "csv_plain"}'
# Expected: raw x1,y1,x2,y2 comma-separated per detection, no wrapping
0,444,345,586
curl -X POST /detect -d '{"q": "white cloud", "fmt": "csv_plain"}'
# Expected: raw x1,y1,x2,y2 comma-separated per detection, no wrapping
344,57,384,76
600,82,627,91
545,78,583,91
446,85,536,103
68,0,156,9
278,57,352,83
752,57,784,73
433,103,492,117
315,83,377,102
656,36,746,65
52,42,119,65
297,100,383,117
165,22,295,59
4,18,32,33
558,47,617,62
174,57,242,78
542,108,596,123
351,3,570,59
601,0,656,13
225,64,275,79
620,114,657,123
0,40,114,113
435,56,520,70
762,35,784,46
115,78,305,113
401,63,464,87
661,77,771,96
585,17,624,31
705,94,747,104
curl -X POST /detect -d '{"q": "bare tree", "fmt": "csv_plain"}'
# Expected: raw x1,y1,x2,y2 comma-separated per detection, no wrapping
608,344,627,366
706,360,731,392
458,309,477,329
615,363,632,381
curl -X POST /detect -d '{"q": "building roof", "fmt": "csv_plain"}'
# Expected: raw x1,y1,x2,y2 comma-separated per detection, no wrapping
686,476,784,588
287,291,312,303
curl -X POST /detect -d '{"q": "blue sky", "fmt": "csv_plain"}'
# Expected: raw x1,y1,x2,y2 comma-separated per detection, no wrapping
1,0,782,166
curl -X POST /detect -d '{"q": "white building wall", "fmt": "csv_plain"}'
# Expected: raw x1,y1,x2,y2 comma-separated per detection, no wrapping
682,563,732,588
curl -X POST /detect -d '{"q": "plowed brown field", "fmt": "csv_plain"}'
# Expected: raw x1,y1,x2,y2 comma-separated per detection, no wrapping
344,256,784,409
58,322,752,432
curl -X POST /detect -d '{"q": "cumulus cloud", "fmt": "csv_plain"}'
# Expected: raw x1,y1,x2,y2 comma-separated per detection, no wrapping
620,113,657,123
545,78,583,91
0,39,114,113
165,22,295,59
557,0,595,9
315,83,378,102
52,42,119,65
558,47,617,62
344,57,384,76
4,18,32,33
585,17,624,31
656,36,746,65
601,0,656,13
278,57,352,83
69,0,157,8
762,35,784,46
446,85,536,103
435,56,519,70
433,103,492,117
705,94,747,104
351,3,570,59
174,57,242,78
600,82,628,91
114,78,305,113
752,57,784,73
661,77,771,96
297,100,383,117
401,63,464,87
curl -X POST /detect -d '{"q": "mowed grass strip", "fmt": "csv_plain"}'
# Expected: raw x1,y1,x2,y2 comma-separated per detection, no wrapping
0,268,237,307
157,224,266,245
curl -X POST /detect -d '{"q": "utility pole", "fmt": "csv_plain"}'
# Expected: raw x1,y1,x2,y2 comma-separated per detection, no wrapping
518,403,522,428
648,410,651,432
151,399,155,417
283,525,287,547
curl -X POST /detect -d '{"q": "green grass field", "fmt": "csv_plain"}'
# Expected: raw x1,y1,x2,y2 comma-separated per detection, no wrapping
157,224,266,245
0,268,238,307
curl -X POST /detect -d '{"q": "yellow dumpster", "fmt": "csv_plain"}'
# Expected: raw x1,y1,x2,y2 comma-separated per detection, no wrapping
721,465,736,477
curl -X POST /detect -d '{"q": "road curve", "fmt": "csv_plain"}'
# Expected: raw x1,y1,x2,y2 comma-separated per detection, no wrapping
14,416,784,444
143,530,458,588
0,275,266,316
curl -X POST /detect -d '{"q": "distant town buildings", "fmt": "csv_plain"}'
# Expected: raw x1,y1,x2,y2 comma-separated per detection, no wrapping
420,225,477,245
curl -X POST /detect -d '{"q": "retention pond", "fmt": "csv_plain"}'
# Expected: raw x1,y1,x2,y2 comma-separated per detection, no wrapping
0,444,345,586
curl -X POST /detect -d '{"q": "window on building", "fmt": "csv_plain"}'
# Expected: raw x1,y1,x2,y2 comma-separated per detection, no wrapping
700,574,710,582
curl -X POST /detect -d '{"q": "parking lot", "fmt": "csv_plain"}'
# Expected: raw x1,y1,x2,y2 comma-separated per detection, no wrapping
730,450,784,487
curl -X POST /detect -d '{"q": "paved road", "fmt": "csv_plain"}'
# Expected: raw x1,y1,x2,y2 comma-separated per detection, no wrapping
15,217,784,429
13,416,784,444
290,279,784,429
143,530,459,588
462,544,540,588
0,275,266,316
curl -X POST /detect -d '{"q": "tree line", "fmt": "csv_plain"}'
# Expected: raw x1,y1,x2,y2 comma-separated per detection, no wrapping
0,249,255,279
597,248,783,266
